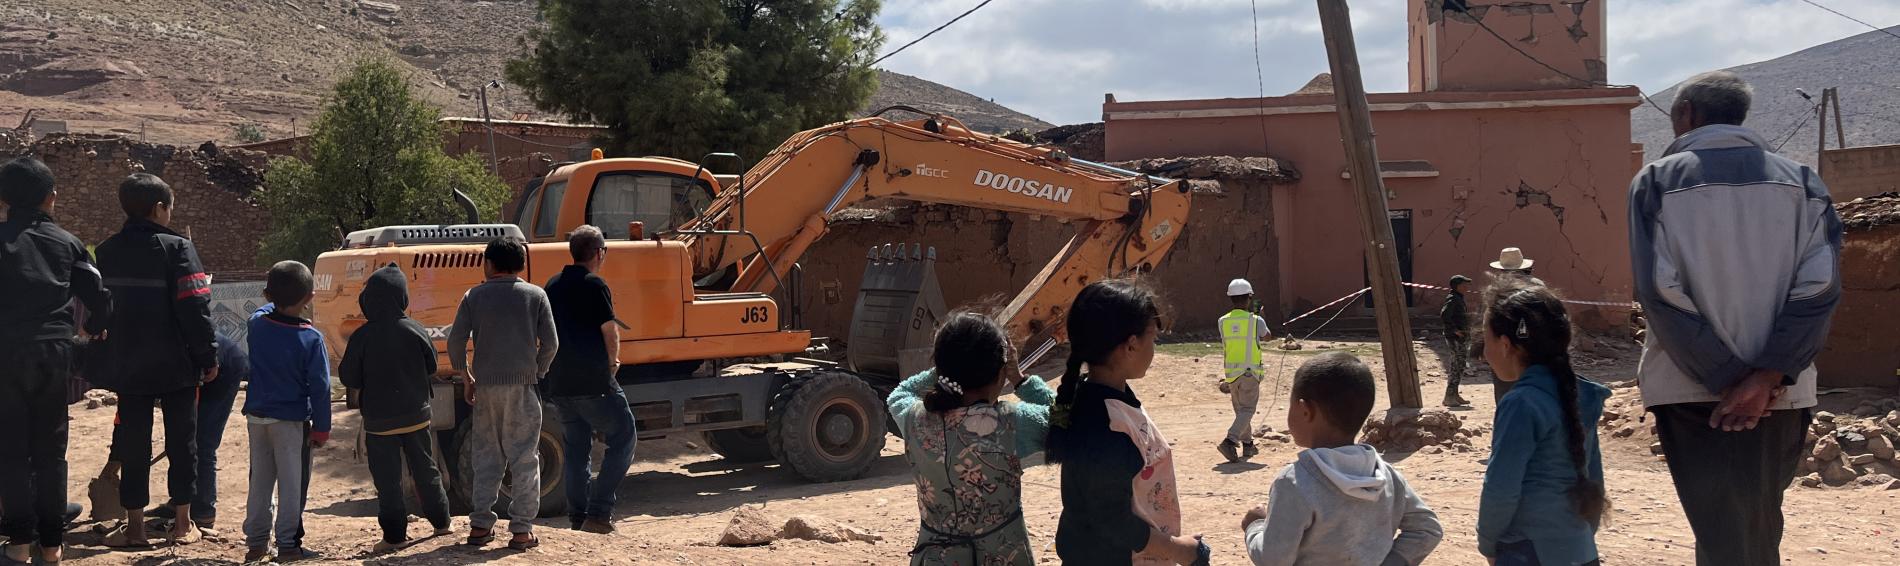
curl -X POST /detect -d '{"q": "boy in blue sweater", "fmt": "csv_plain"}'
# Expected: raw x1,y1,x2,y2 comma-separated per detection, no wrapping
241,261,331,563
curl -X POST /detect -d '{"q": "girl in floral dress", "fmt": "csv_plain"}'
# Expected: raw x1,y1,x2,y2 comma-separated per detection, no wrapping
1047,280,1209,566
888,312,1055,566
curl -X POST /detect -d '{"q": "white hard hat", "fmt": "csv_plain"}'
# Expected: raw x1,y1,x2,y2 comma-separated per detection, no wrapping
1227,278,1253,297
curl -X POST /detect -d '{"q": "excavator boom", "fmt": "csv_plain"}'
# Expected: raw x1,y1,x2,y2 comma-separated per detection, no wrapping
681,111,1191,346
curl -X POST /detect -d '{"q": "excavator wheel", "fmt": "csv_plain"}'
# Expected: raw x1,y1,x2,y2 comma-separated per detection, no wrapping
767,372,888,482
702,426,775,463
449,403,568,519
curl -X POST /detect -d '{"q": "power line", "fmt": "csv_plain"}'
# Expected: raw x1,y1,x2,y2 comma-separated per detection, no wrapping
871,0,999,67
1799,0,1900,42
1460,9,1673,118
1772,101,1823,153
1249,0,1271,152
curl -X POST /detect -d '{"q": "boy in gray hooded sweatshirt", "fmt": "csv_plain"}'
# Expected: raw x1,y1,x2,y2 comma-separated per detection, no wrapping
1241,352,1441,566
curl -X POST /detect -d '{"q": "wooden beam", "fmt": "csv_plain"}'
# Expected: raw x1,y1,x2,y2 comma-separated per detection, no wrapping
1316,0,1422,409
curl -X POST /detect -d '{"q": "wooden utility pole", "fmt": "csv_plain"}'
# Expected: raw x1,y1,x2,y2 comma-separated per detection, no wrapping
1828,87,1844,149
1817,90,1828,176
1316,0,1422,408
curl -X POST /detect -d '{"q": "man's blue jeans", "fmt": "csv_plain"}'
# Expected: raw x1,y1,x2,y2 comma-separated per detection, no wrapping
192,371,242,524
551,392,637,524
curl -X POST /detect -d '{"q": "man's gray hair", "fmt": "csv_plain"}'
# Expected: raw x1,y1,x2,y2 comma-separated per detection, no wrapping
568,224,607,263
1676,71,1752,126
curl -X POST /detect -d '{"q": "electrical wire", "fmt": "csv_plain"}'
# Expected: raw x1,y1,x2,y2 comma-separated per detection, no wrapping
1248,0,1272,152
1798,0,1900,42
872,0,999,67
1457,8,1673,118
1772,101,1823,153
1260,288,1368,422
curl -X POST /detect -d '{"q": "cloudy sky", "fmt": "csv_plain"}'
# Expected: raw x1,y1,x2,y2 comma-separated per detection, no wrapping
873,0,1900,125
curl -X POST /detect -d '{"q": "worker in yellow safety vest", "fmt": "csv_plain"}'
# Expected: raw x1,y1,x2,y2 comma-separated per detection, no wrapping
1218,278,1272,463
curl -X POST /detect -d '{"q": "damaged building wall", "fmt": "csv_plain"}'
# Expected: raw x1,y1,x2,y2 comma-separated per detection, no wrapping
2,134,272,275
794,162,1288,344
1821,145,1900,203
1816,195,1900,390
1104,88,1639,332
1410,0,1607,92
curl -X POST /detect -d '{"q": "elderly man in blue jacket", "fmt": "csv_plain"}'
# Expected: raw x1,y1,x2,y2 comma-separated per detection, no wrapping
1628,70,1842,566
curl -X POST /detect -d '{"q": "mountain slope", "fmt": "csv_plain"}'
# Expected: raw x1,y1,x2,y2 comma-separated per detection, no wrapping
861,70,1052,134
0,1,1048,145
1632,25,1900,166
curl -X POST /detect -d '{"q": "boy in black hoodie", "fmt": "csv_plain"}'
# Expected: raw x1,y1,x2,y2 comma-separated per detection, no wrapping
338,265,453,552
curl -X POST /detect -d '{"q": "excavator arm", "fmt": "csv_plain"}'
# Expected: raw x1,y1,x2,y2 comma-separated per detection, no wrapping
678,110,1191,350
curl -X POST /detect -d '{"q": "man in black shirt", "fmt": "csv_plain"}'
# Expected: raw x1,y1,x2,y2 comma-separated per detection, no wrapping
0,157,111,563
543,225,635,534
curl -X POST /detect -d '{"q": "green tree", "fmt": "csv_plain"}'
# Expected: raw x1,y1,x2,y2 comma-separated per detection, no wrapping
505,0,883,162
259,58,511,265
234,123,266,143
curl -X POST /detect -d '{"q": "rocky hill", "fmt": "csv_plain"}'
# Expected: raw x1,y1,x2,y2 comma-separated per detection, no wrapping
0,0,1048,146
1632,25,1900,167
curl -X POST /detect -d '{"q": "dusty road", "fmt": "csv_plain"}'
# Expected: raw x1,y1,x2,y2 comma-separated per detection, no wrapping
55,334,1900,565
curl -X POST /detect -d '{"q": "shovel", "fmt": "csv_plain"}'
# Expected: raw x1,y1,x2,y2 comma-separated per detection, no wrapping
86,452,166,522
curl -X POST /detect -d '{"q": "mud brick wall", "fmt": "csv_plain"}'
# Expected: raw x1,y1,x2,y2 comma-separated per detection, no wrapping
1817,220,1900,391
4,134,272,276
795,176,1283,348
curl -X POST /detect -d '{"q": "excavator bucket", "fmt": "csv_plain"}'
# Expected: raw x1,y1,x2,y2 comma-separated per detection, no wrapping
847,243,947,381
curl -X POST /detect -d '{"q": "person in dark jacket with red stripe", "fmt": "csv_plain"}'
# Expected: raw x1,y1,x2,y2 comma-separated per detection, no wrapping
94,173,219,547
0,157,111,564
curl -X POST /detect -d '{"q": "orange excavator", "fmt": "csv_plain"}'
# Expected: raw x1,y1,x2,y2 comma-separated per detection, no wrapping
310,108,1189,517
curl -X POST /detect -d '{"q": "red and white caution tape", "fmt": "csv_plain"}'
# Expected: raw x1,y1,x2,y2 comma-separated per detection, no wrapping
1281,287,1370,326
1401,281,1635,309
1282,283,1633,328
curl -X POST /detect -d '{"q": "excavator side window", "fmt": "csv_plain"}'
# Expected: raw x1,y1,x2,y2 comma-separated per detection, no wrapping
587,172,713,239
534,181,568,239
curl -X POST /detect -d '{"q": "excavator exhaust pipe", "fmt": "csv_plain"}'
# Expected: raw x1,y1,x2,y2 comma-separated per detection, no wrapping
846,243,946,382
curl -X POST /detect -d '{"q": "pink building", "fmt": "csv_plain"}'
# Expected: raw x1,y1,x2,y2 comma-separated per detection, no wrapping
1103,0,1643,331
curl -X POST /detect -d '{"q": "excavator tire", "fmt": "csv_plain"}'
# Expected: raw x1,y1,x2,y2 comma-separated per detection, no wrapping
767,372,888,482
449,403,568,519
702,426,775,463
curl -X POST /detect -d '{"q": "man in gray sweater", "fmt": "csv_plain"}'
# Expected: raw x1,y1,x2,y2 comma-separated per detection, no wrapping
1242,353,1441,566
447,236,558,550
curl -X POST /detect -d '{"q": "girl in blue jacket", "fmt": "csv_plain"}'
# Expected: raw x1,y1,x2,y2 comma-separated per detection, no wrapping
1476,276,1611,566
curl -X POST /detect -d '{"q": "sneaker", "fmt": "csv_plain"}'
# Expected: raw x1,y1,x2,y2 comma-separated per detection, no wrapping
1217,440,1242,463
243,546,271,564
1241,443,1260,459
579,519,615,535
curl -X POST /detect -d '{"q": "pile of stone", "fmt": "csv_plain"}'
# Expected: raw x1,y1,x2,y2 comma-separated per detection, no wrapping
1836,192,1900,231
1599,383,1900,489
1796,406,1900,489
718,505,884,547
1359,408,1485,454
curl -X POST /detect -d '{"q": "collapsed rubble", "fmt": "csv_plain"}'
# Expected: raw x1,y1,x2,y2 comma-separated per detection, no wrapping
1359,408,1484,454
718,505,884,547
1599,385,1900,489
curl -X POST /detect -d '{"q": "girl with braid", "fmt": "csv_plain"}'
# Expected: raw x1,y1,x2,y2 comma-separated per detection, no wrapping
887,311,1054,565
1047,280,1209,566
1476,275,1612,566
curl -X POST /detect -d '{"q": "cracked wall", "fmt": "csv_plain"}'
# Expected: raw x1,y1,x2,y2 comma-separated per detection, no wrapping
1411,0,1606,92
794,178,1282,346
1107,92,1638,332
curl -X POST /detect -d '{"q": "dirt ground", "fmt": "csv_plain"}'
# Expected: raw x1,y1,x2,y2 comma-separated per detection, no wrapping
55,333,1900,565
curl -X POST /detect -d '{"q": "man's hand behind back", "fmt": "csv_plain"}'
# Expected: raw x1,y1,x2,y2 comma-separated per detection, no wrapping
1711,369,1786,431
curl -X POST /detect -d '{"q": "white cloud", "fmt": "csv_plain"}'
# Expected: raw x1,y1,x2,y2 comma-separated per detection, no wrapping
874,0,1900,126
